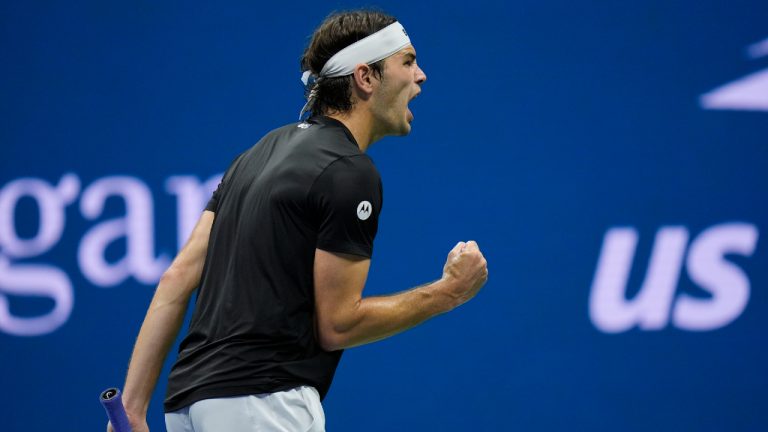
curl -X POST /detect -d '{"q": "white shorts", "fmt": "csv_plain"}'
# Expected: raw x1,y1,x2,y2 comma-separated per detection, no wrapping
165,386,325,432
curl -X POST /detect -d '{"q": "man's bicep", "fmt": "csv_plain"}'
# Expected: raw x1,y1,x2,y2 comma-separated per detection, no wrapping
313,248,371,349
166,210,215,284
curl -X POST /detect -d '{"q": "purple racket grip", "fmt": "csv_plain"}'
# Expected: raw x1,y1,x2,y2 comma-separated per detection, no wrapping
100,388,132,432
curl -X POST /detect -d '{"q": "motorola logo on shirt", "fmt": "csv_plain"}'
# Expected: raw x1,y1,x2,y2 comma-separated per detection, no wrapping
356,201,372,221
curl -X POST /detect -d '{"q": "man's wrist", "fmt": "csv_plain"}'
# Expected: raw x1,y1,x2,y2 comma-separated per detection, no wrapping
122,393,148,418
429,277,460,313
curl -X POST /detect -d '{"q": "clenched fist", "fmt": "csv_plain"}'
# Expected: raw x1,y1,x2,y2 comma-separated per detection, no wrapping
440,240,488,309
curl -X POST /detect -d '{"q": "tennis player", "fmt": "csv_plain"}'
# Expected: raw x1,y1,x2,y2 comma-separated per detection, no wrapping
110,10,488,432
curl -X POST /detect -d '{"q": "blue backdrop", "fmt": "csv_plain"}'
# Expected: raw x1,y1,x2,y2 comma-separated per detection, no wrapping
1,1,766,431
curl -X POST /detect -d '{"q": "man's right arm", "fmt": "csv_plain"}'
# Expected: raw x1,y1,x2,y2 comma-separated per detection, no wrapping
314,240,488,351
111,210,215,432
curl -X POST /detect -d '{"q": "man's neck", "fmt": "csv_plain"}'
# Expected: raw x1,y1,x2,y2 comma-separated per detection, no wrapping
326,110,381,152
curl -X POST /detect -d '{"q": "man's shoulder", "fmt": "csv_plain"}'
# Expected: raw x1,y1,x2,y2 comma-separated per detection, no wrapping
318,154,381,189
256,118,356,150
259,121,305,142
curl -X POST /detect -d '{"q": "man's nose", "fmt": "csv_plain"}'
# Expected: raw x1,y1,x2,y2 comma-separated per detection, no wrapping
415,65,427,84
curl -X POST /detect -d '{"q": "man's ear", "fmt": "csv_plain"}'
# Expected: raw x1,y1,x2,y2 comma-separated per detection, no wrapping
351,63,376,99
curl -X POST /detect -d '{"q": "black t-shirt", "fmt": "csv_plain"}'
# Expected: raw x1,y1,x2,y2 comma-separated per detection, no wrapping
164,116,382,412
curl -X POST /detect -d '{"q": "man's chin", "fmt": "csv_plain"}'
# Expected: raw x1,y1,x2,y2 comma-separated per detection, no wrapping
397,121,412,136
385,117,412,137
402,112,414,134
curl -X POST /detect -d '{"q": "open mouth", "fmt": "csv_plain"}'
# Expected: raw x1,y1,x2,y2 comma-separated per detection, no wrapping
407,92,420,121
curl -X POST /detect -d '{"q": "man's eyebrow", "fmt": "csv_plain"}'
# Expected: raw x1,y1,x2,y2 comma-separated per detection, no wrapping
402,52,417,61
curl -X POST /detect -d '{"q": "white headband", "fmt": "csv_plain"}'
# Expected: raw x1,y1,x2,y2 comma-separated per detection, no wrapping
300,21,411,86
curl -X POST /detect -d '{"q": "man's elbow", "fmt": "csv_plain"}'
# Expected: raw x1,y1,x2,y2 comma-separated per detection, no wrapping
155,265,197,304
159,265,185,287
317,325,349,352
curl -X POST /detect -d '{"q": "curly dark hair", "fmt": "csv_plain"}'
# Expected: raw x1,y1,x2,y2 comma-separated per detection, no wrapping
300,10,397,117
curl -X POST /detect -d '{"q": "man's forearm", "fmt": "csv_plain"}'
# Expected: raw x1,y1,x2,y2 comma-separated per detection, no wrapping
121,271,193,416
119,211,214,418
319,278,458,350
314,242,488,352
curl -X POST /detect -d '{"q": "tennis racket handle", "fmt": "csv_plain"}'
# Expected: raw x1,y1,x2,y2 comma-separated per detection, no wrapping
100,388,132,432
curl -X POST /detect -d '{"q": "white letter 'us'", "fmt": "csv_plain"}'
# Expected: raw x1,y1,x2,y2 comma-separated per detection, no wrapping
673,223,758,330
589,223,758,333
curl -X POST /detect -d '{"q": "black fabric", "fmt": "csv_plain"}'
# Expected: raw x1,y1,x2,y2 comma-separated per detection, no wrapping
164,116,382,412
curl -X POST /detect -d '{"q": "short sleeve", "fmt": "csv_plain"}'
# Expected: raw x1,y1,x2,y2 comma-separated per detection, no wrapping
205,181,224,212
205,152,245,212
310,155,383,258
